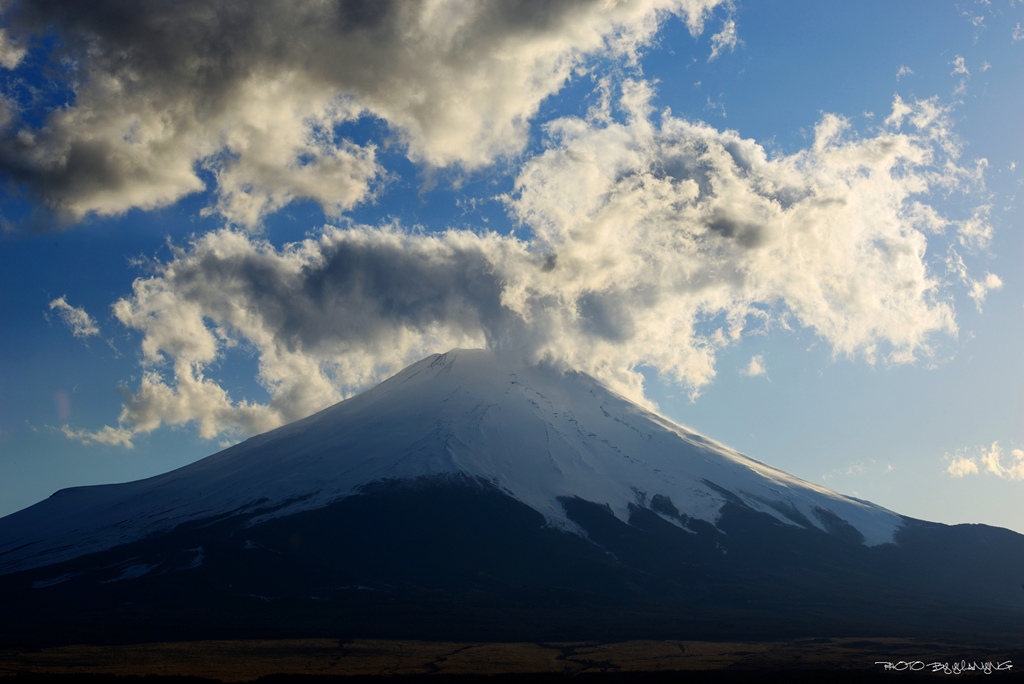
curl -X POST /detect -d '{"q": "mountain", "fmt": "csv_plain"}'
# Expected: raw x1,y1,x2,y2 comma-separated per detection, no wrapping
0,349,900,573
2,349,1024,647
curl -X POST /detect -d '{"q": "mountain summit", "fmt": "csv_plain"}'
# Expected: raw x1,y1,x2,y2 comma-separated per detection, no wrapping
0,349,897,575
2,349,1023,646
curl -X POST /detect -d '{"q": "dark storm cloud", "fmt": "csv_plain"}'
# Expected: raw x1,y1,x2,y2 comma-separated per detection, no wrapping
0,0,729,224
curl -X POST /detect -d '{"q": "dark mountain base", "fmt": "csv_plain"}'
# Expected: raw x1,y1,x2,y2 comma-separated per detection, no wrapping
3,637,1023,682
8,671,1013,684
2,479,1023,651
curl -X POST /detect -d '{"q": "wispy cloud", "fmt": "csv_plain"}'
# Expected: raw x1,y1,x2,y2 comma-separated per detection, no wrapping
822,460,893,483
705,94,727,118
48,297,99,338
950,55,970,95
946,250,1003,312
708,18,738,61
61,424,135,449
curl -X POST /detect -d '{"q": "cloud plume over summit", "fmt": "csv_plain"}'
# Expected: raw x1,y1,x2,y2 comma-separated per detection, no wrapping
83,85,982,445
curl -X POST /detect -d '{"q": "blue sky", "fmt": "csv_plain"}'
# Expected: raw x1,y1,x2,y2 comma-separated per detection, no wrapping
1,0,1022,534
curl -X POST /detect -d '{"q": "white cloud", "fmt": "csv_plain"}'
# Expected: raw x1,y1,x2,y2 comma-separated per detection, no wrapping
884,94,915,129
200,92,383,227
1007,450,1024,479
84,85,990,443
968,272,1003,311
822,460,891,483
949,55,971,96
48,296,100,338
509,87,967,372
956,202,994,249
708,18,738,61
981,442,1024,480
0,94,15,131
0,0,731,226
104,225,507,441
896,65,914,81
61,424,135,449
0,26,25,69
946,250,1003,312
742,355,767,378
705,94,727,118
947,455,979,478
946,442,1024,480
1013,22,1024,41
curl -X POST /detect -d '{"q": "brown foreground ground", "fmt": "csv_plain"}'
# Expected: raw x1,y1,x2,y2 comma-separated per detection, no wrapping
1,637,1022,682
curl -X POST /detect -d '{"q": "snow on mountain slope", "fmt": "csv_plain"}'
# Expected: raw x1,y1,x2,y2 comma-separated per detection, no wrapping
0,349,902,574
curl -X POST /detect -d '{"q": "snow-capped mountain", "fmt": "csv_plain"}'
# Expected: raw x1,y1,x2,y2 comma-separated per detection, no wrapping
2,349,1023,647
0,349,898,575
